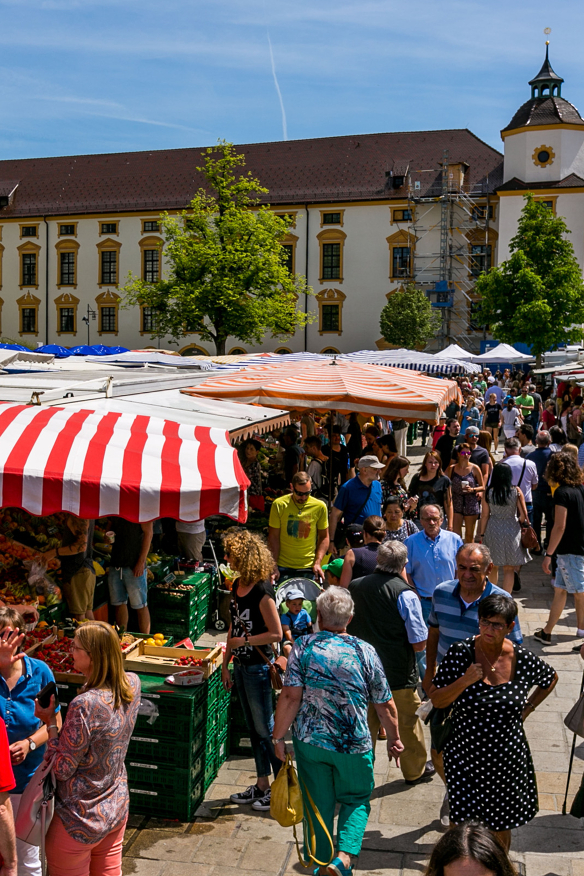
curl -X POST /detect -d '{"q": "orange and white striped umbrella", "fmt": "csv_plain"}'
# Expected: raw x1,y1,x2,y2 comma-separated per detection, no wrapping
184,359,460,424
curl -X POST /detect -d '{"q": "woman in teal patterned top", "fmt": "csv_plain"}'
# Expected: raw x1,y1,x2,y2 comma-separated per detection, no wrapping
273,586,403,876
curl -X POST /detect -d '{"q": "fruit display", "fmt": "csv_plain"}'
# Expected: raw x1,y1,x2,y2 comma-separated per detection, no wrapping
35,636,80,676
0,509,64,553
120,632,168,653
23,624,54,653
175,656,204,667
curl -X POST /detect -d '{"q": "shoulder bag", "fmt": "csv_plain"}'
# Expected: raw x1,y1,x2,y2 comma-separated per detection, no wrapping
565,693,584,738
515,468,540,551
270,752,334,868
424,641,472,753
15,755,56,876
232,589,287,691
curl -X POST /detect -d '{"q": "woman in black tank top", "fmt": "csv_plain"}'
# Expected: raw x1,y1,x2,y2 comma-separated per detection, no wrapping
339,515,385,587
221,530,283,810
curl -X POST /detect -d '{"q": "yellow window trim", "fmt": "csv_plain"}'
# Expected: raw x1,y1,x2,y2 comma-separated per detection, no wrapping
533,195,558,214
98,220,119,236
319,209,345,227
57,222,78,238
141,219,162,235
316,287,346,335
95,290,120,335
19,223,39,239
54,292,80,335
96,238,121,287
0,243,4,290
390,206,415,224
386,230,415,280
55,239,80,289
17,292,40,336
281,231,299,274
317,229,346,284
17,242,41,289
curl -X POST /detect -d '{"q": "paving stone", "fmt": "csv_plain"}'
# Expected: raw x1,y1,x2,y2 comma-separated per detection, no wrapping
238,839,290,872
122,860,164,876
402,852,429,876
190,835,248,866
125,830,202,862
521,852,573,875
354,850,403,874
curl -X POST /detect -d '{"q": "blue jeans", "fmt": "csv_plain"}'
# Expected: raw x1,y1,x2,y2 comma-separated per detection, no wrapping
108,567,148,609
416,596,433,679
233,662,281,779
525,502,534,525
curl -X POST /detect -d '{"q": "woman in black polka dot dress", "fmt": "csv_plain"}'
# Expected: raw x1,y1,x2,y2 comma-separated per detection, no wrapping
429,593,557,851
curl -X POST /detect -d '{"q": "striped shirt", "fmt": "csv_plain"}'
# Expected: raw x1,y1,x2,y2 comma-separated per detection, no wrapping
428,579,523,662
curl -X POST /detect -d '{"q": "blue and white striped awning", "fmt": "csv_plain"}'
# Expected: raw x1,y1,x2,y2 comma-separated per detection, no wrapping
212,352,331,370
338,349,480,374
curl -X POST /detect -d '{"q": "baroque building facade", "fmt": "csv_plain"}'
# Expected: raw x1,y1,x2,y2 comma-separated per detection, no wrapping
0,48,581,355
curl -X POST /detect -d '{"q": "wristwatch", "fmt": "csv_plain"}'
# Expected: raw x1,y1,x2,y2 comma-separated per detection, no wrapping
545,552,554,557
272,737,285,744
27,738,36,752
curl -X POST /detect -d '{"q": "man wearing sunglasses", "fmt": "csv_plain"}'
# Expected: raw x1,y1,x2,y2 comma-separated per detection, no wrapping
268,472,329,583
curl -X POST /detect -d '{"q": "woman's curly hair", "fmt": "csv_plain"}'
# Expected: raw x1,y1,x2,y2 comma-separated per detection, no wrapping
545,452,583,488
222,528,276,586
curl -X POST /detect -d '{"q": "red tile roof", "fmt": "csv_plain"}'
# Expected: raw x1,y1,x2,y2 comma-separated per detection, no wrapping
0,129,503,219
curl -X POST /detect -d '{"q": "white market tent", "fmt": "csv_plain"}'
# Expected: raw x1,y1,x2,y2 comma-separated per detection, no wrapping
434,344,475,361
471,343,534,364
338,349,480,375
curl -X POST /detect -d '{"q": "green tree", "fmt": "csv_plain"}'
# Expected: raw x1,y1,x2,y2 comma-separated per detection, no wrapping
123,141,312,355
476,193,584,364
379,284,441,349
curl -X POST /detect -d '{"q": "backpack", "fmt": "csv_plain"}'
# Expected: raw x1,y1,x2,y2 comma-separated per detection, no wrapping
310,459,330,500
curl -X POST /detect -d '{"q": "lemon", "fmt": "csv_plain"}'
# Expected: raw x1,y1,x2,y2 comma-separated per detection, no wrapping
145,638,156,646
153,633,164,640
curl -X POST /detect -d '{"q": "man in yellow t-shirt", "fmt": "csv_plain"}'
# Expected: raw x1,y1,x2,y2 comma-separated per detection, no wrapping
268,471,329,581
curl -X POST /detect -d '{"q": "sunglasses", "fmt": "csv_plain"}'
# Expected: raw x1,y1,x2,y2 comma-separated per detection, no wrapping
293,487,312,496
459,450,471,456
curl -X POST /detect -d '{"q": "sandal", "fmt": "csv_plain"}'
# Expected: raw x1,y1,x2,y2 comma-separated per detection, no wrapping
327,858,353,876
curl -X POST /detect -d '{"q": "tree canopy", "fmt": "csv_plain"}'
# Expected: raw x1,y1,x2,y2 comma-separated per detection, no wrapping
476,193,584,361
123,141,312,355
379,284,442,349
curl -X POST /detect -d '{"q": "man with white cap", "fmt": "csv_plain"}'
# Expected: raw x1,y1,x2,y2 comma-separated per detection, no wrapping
329,456,384,555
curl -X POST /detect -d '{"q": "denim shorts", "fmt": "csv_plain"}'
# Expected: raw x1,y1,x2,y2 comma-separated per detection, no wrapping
554,554,584,594
108,567,148,609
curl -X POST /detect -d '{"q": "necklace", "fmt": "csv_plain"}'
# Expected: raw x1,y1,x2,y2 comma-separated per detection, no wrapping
476,637,503,673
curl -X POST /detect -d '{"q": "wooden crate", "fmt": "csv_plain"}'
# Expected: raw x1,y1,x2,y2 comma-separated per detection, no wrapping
123,643,223,678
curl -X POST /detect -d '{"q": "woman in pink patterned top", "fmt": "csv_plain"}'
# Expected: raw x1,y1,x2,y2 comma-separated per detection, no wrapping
35,621,140,876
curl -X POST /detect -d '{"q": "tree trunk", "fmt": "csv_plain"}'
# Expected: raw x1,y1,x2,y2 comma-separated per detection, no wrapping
215,336,227,356
536,352,542,368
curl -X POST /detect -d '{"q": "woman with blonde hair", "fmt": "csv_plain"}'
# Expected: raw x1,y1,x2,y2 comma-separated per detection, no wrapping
35,621,140,876
221,529,282,811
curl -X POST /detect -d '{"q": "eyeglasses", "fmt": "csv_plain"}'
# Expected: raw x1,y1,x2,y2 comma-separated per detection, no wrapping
478,618,506,632
421,517,440,523
70,642,89,653
293,487,311,497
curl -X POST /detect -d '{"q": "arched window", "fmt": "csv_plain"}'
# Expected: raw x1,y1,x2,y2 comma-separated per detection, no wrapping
228,347,247,355
274,347,292,355
321,347,340,355
180,344,208,356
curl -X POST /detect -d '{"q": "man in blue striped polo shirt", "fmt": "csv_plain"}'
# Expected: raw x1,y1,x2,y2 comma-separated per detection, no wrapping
422,542,523,825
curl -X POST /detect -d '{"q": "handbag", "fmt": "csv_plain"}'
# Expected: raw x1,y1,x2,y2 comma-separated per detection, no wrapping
520,522,540,552
565,693,584,738
270,752,334,868
253,646,287,691
425,706,453,753
15,755,56,876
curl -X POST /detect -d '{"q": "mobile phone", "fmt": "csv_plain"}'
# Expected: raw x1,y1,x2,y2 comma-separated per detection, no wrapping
37,681,59,709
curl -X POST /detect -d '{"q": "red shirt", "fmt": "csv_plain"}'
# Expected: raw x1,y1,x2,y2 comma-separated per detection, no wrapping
0,719,15,794
541,409,556,430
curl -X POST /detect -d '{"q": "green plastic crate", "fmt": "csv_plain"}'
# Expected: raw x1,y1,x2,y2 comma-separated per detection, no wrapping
125,632,175,647
127,727,205,768
126,755,204,794
129,779,204,821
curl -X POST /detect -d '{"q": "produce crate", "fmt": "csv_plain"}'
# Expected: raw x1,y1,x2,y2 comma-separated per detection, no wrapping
134,677,208,741
127,732,205,768
123,643,222,678
204,727,230,791
129,778,205,821
38,603,67,625
126,754,204,794
124,632,175,648
147,555,176,584
149,572,212,611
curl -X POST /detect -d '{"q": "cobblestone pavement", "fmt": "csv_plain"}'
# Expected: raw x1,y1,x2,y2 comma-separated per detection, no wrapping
123,443,584,876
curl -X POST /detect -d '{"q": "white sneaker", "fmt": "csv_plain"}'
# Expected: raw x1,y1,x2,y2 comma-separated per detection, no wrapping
440,792,450,828
252,788,271,811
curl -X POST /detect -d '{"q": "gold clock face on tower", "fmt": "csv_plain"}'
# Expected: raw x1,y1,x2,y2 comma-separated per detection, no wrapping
532,146,555,167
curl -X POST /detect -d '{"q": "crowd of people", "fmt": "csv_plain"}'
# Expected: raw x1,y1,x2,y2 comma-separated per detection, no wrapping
221,364,584,875
0,363,581,875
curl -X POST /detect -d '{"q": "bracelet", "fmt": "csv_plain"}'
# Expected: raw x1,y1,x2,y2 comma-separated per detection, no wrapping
272,737,285,744
524,702,536,712
47,724,59,731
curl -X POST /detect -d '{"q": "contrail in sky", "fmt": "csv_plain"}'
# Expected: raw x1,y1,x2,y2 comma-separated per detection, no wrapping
267,32,288,141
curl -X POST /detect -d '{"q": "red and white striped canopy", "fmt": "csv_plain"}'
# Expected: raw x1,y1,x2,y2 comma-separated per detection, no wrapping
0,404,249,523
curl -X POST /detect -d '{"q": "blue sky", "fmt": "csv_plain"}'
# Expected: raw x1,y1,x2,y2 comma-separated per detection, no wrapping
0,0,582,160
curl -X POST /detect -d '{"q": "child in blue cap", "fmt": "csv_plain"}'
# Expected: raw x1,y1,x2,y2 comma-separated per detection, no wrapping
281,587,313,656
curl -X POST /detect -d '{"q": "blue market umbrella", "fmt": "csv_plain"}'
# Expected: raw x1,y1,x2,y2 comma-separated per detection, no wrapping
107,346,130,354
0,344,29,352
35,345,72,358
87,345,113,355
69,345,96,356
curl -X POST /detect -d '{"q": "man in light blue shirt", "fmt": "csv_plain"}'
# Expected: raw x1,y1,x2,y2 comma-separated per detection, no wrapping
404,505,464,623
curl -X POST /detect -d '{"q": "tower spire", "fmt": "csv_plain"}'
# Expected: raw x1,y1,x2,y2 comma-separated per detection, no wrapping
528,42,564,100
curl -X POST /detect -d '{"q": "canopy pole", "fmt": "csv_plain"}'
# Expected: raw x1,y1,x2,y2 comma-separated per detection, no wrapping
328,409,336,508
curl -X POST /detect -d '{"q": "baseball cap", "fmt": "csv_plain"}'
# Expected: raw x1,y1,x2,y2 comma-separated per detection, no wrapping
357,455,384,470
283,588,305,601
346,524,363,536
465,426,480,436
322,558,344,577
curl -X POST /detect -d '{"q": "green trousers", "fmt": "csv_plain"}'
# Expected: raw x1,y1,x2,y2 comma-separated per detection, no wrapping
293,737,374,861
